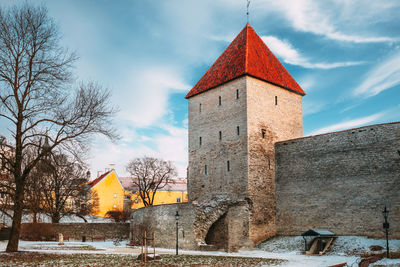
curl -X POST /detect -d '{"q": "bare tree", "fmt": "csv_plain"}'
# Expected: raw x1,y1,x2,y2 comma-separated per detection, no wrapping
0,4,116,251
126,157,177,207
32,150,89,223
74,189,99,222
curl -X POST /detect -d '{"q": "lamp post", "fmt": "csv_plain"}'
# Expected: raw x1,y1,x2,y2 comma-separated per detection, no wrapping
175,211,180,255
382,206,390,258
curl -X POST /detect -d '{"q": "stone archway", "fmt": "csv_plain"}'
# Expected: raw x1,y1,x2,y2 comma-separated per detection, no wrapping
205,212,228,249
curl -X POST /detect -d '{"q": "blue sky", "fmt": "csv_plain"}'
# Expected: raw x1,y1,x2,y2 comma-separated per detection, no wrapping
2,0,400,178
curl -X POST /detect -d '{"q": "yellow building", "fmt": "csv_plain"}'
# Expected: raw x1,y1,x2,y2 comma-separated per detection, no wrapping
88,170,125,217
119,177,188,210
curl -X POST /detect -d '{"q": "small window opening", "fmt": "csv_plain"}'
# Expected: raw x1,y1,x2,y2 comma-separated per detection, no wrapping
113,193,117,198
268,158,271,169
236,89,239,99
237,126,240,135
261,129,266,139
275,96,278,105
204,165,208,175
199,103,202,113
219,131,222,141
219,96,221,106
113,204,117,209
199,136,202,146
227,160,230,171
177,197,181,203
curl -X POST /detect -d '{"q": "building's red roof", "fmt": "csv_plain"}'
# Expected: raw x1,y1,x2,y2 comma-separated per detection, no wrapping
89,171,111,189
185,24,305,98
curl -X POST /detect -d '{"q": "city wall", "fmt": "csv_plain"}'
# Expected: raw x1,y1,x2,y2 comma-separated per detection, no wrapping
275,122,400,238
130,203,197,250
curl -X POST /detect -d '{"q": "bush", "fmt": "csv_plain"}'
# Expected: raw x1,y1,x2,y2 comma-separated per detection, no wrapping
21,223,55,241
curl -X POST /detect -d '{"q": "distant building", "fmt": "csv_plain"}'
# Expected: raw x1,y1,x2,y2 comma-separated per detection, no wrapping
88,170,125,217
119,177,188,210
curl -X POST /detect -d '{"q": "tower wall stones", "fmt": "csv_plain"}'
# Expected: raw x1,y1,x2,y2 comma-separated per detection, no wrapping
187,76,303,249
275,122,400,238
246,76,302,244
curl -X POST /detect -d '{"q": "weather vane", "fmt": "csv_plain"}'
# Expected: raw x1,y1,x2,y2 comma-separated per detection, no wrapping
246,0,250,24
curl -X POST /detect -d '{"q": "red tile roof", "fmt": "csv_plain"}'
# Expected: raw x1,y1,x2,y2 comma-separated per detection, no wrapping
89,171,111,189
185,24,305,98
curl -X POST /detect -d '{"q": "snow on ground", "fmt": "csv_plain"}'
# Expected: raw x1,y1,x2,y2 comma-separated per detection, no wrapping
259,235,400,256
0,211,113,225
1,236,399,266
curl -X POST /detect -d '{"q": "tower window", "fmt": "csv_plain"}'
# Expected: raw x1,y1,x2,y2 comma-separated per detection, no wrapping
113,204,117,209
261,129,266,139
219,131,222,141
236,89,239,99
204,165,208,175
275,96,278,105
219,96,221,106
227,160,230,171
114,193,117,198
199,103,202,113
237,126,240,135
199,136,202,146
177,197,181,203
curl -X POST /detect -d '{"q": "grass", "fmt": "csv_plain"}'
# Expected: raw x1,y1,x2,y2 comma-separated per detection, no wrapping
0,252,286,266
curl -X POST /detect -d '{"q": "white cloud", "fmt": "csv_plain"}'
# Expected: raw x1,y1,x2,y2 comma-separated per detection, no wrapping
303,100,325,116
89,124,188,179
354,52,400,98
118,67,190,127
309,112,384,135
261,36,364,69
258,0,397,43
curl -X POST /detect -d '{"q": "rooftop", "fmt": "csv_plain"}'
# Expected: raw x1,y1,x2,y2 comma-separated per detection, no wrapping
185,24,305,99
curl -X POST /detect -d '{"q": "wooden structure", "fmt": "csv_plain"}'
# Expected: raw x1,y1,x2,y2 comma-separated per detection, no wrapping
301,229,336,255
140,231,156,263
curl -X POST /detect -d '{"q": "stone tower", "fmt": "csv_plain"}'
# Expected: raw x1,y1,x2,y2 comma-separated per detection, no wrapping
186,24,305,250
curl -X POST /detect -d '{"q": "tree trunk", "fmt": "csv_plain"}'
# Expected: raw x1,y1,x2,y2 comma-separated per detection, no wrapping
6,186,24,252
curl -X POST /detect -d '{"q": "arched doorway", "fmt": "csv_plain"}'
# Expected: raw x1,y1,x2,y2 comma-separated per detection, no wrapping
205,213,228,249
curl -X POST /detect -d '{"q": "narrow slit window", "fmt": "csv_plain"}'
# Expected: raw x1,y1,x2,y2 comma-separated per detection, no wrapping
204,165,208,175
275,96,278,105
236,89,239,99
261,129,266,139
199,103,202,113
219,131,222,140
237,126,240,135
199,136,202,146
227,160,230,171
219,96,221,106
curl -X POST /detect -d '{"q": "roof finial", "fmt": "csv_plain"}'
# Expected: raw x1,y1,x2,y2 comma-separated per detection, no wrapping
246,0,250,24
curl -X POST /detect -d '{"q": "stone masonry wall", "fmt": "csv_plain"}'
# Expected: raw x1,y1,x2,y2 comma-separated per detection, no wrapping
188,77,248,203
246,76,303,244
275,122,400,238
187,77,251,249
130,203,196,250
21,223,130,241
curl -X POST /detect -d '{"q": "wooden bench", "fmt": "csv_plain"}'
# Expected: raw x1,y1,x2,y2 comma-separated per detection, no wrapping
91,236,106,242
